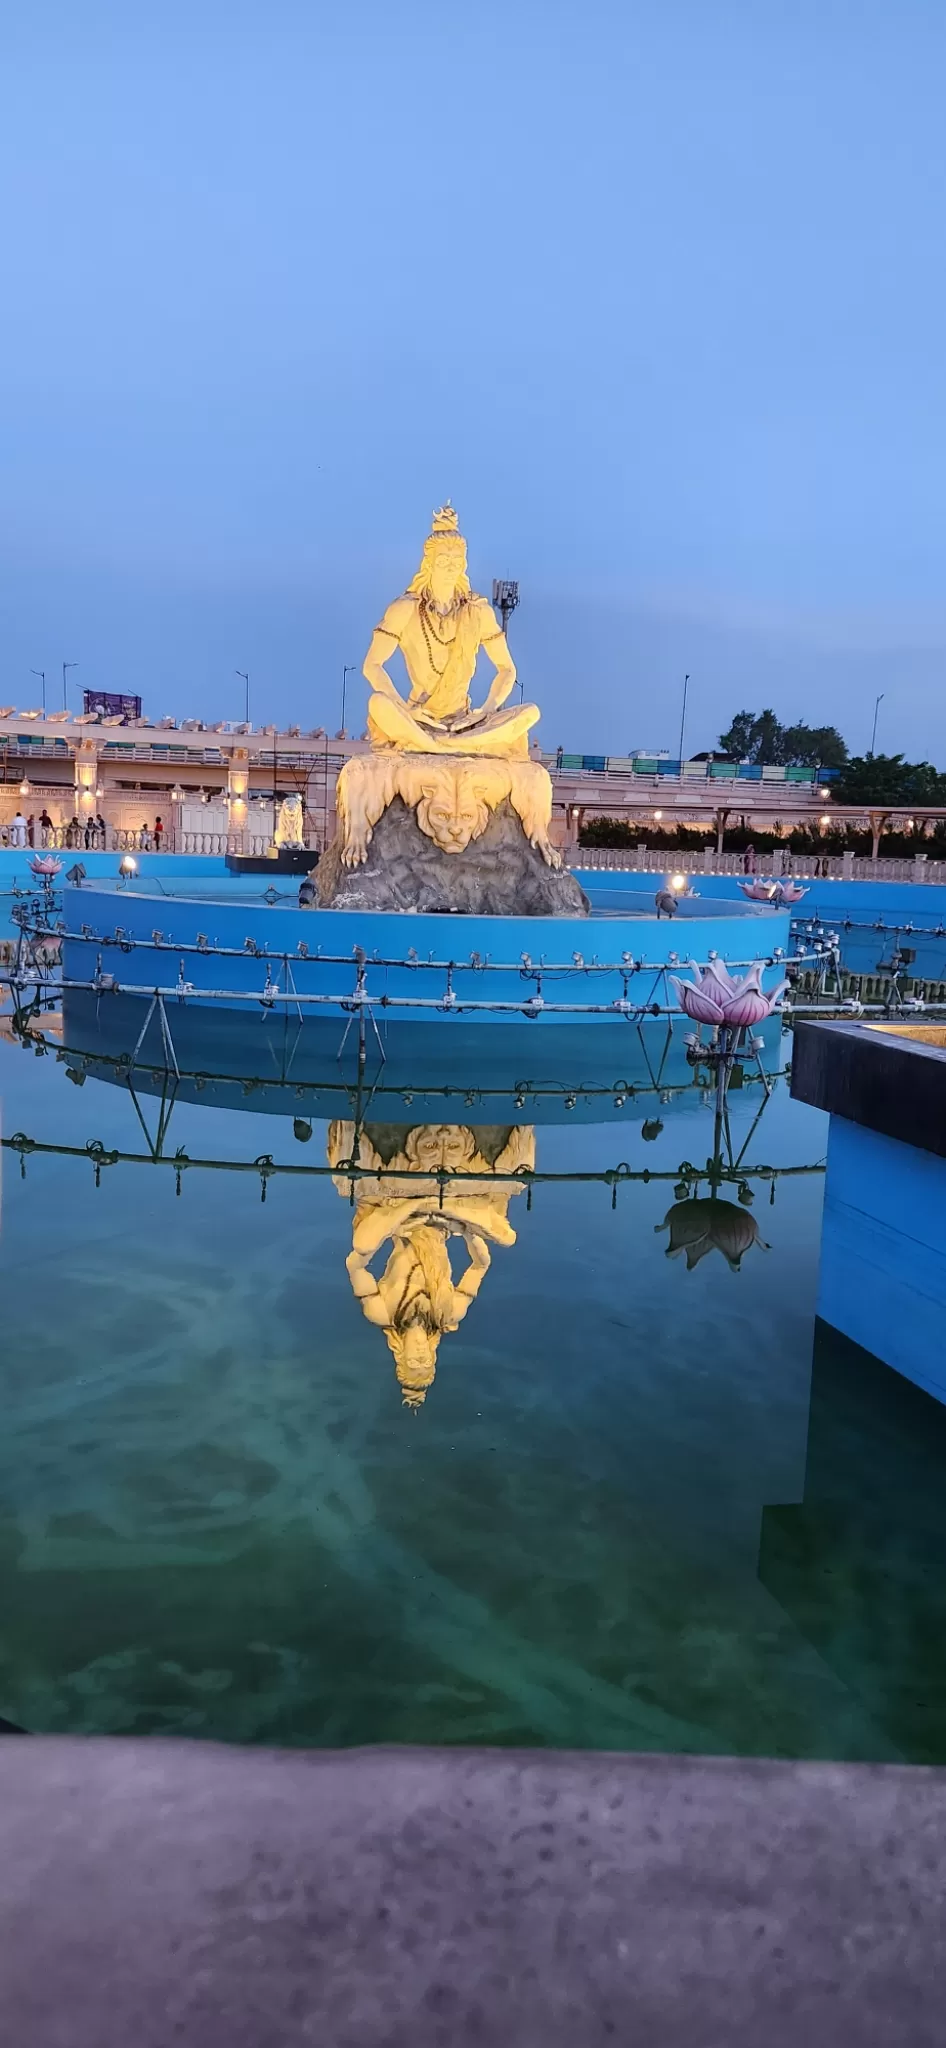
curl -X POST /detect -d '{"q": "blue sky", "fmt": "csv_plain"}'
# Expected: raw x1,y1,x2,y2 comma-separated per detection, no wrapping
2,1,944,758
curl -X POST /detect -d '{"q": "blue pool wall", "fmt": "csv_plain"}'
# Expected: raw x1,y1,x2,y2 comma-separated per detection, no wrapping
573,867,946,929
6,849,946,947
45,880,791,1023
817,1116,946,1406
0,848,224,886
0,849,228,943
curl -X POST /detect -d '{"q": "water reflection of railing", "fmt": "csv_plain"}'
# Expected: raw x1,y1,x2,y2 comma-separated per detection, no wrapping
0,992,825,1408
0,1119,824,1406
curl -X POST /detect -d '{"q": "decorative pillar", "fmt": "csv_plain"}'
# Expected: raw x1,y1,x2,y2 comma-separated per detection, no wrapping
869,810,890,862
564,804,584,851
228,749,249,844
73,741,99,823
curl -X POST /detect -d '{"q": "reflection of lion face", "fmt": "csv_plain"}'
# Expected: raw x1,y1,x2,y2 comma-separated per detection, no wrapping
405,1125,478,1172
416,765,493,854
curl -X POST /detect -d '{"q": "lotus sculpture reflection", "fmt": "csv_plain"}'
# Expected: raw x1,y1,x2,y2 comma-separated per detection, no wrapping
669,960,787,1028
655,1194,770,1271
28,855,62,878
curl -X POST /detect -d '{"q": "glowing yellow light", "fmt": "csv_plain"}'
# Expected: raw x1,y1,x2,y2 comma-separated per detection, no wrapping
654,808,663,820
19,778,30,796
119,856,137,876
670,872,687,892
820,813,830,826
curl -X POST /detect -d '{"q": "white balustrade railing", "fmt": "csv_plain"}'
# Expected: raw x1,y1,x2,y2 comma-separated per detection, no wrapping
571,845,946,884
0,824,319,858
3,817,938,884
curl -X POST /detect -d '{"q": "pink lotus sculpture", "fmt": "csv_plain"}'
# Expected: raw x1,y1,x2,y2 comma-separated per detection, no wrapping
738,879,778,902
774,880,808,905
655,1195,770,1270
669,959,787,1028
28,855,62,878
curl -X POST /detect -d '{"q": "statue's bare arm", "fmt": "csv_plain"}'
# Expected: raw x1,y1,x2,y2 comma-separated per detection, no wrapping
345,1248,389,1325
451,601,517,730
362,598,415,704
454,1232,493,1310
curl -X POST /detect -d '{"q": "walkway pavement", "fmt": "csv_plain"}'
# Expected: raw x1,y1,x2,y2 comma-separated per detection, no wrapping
2,1738,944,2044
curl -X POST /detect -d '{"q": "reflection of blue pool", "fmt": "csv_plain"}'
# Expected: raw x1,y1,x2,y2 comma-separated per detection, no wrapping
52,878,790,1027
60,990,786,1116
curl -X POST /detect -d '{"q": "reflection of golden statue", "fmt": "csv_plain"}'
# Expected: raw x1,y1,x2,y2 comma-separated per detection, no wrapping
329,1122,534,1405
362,504,538,760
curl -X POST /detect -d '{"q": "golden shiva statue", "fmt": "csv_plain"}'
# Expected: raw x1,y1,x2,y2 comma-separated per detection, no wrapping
363,502,538,759
319,501,588,905
329,1121,534,1406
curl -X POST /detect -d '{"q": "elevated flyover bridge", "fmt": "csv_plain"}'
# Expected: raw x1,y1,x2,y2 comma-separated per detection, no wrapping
545,766,946,861
1,713,940,864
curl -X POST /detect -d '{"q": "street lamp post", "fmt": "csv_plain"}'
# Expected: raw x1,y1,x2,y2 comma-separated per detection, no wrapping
341,663,357,735
870,692,884,757
62,661,77,711
677,672,691,769
235,670,249,725
30,669,46,715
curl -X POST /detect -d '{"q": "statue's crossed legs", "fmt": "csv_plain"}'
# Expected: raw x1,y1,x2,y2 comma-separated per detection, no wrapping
366,692,538,759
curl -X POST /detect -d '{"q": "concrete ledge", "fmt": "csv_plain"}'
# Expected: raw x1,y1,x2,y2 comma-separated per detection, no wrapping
791,1017,946,1159
2,1739,945,2044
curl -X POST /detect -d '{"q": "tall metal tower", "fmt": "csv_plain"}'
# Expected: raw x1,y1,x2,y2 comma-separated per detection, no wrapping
491,578,520,638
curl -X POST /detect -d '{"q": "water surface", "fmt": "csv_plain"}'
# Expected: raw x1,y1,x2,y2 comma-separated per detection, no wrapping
1,998,943,1761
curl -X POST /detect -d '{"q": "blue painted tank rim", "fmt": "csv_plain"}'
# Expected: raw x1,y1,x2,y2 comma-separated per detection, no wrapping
67,876,785,927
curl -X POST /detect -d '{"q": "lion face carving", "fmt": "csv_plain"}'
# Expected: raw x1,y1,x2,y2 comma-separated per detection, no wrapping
415,763,497,854
333,751,559,871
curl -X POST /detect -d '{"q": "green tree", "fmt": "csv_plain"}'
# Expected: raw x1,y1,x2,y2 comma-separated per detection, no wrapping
751,707,783,764
779,721,848,769
717,710,758,760
833,753,946,805
719,708,848,768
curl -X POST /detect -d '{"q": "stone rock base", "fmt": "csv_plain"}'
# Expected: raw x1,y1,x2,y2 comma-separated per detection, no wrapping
316,798,590,917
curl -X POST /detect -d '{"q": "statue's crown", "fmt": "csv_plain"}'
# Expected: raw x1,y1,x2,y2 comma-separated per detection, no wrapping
430,502,461,539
